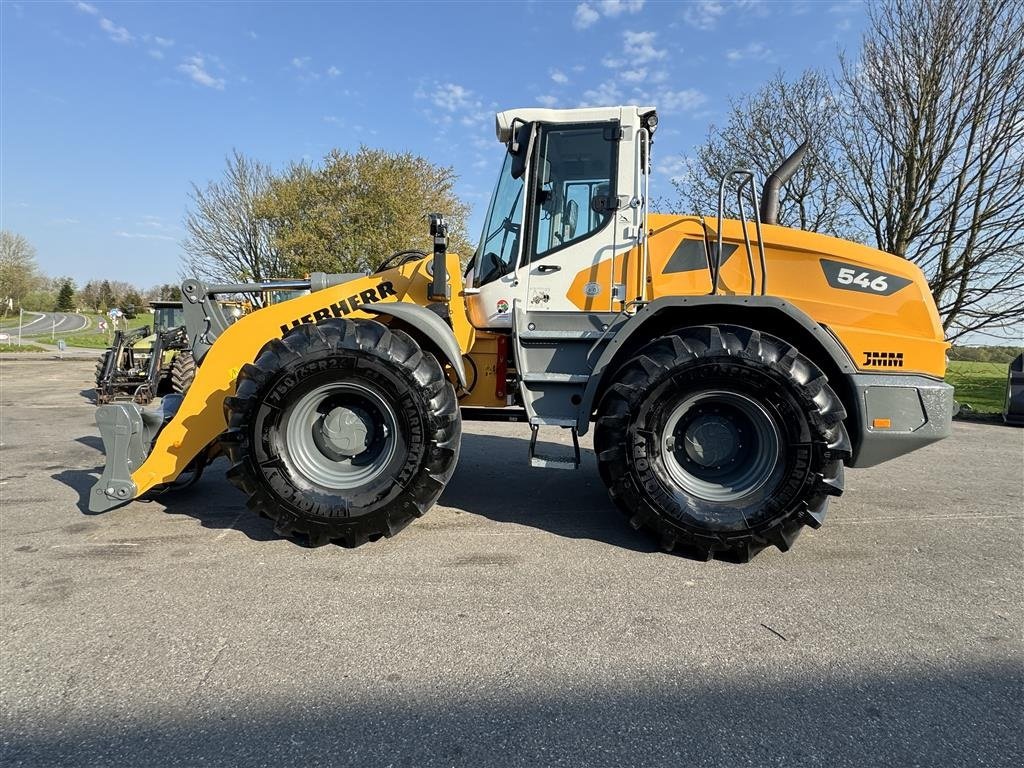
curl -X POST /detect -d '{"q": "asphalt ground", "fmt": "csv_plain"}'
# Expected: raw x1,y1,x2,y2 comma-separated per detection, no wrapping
0,312,88,337
1,358,1021,768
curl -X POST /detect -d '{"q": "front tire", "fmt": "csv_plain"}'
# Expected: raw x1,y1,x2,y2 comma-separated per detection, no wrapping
594,325,851,561
222,319,461,547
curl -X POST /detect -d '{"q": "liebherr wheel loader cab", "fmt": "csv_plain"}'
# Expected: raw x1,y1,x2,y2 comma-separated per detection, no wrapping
88,105,954,560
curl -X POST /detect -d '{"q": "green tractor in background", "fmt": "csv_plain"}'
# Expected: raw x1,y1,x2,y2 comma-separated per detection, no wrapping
93,301,196,405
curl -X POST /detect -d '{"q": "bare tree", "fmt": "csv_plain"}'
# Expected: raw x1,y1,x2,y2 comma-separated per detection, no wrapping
836,0,1024,340
182,150,289,304
672,70,853,236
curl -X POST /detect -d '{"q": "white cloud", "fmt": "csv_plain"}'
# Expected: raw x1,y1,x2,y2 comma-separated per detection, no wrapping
551,69,569,84
622,30,665,63
574,3,601,29
655,88,707,113
148,49,164,60
621,68,647,82
115,231,176,241
599,0,645,16
51,217,80,225
537,94,558,107
431,82,476,112
99,17,132,43
828,0,861,13
579,81,621,107
247,30,259,40
656,154,693,184
291,56,310,69
327,65,340,77
74,2,98,15
725,42,774,62
575,0,644,29
153,36,174,47
178,55,225,90
417,82,491,128
683,1,724,30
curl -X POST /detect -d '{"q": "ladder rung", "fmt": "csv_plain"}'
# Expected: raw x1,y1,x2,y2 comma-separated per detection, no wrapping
521,373,589,384
517,330,607,341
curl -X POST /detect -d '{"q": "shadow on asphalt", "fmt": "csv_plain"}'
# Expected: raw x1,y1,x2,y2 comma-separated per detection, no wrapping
4,662,1020,767
440,432,657,554
55,431,654,553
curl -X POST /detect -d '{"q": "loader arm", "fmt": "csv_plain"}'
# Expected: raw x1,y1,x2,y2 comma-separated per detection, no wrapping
89,256,470,511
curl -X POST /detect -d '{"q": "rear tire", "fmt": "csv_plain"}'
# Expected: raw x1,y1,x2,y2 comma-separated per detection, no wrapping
594,324,851,561
169,351,196,394
222,319,461,547
94,351,111,404
94,351,109,387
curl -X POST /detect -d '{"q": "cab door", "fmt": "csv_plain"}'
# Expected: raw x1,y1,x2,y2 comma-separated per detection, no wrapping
521,121,623,315
466,119,631,328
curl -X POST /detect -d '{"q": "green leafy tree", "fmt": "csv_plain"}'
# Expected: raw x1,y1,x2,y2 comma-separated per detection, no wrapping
0,230,40,312
123,288,144,313
55,279,75,311
259,146,474,275
99,280,113,311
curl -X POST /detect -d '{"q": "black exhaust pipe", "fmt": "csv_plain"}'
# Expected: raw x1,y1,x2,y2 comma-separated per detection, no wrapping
759,141,809,225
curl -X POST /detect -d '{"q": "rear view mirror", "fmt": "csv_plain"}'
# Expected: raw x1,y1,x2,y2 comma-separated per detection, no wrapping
509,122,534,180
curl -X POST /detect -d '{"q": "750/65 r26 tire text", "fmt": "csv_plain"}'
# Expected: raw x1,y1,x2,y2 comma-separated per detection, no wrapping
594,324,851,561
222,318,462,547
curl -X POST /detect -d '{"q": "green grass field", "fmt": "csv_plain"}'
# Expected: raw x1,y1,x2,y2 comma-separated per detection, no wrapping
0,343,46,353
945,360,1008,414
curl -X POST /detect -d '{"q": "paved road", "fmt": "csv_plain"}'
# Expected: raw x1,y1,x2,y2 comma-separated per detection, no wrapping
0,311,89,338
1,359,1021,767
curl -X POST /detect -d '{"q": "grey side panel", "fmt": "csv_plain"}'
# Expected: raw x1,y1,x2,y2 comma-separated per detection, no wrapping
847,374,954,467
575,296,856,434
512,305,621,426
362,303,467,388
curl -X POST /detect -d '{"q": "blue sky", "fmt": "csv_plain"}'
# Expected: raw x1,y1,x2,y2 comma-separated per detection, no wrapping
1,0,866,288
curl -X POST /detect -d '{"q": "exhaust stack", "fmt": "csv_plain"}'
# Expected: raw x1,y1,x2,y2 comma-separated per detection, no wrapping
759,141,809,226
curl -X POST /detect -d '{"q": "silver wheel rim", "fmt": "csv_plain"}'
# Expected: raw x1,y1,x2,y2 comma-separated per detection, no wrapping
661,390,781,502
282,381,398,490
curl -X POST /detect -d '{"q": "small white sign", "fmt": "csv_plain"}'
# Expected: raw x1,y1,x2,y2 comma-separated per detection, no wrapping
0,333,9,341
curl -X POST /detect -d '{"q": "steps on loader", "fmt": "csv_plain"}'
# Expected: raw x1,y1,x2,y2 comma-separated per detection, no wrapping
513,305,626,470
512,305,621,429
528,422,581,470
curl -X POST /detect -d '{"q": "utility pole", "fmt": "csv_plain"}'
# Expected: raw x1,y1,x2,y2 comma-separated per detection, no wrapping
17,308,23,346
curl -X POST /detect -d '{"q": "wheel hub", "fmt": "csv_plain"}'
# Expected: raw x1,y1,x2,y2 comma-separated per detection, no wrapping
661,391,781,503
682,412,741,468
317,405,372,459
283,382,398,490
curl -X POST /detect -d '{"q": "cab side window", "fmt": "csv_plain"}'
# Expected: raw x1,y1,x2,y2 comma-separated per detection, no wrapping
530,124,617,261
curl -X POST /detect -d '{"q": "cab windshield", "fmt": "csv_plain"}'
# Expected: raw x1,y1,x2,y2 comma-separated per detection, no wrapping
473,152,524,286
153,306,184,332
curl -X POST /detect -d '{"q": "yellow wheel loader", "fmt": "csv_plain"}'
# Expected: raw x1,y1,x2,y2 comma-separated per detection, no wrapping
88,106,954,560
